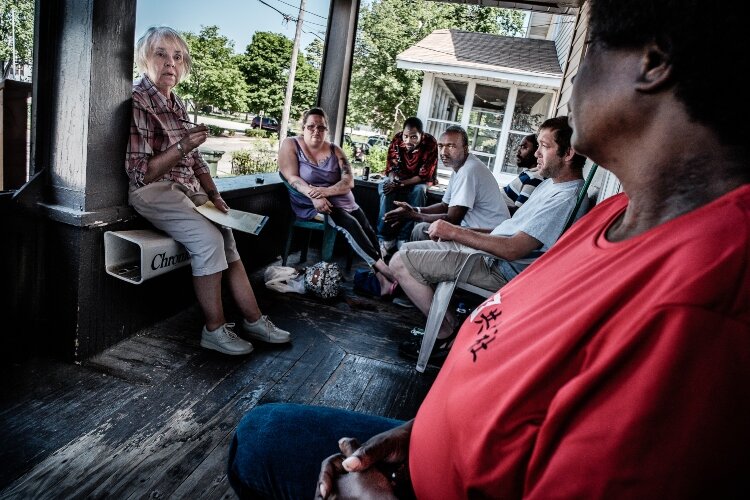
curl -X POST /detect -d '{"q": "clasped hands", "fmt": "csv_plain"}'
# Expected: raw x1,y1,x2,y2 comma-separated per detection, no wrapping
307,185,333,214
315,421,413,500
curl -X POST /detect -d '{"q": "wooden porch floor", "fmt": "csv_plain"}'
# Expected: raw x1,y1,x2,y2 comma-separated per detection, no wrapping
0,252,439,499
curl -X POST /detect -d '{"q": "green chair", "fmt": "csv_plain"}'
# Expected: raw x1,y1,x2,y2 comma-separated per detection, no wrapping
278,172,352,270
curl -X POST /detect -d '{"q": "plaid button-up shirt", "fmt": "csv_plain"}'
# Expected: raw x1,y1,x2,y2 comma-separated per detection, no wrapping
126,74,209,191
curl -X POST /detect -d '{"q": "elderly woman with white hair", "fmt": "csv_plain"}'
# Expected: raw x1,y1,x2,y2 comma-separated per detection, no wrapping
126,26,291,355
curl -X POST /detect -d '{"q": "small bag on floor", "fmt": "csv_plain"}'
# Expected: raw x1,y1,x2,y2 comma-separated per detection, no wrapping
304,261,342,299
264,266,306,294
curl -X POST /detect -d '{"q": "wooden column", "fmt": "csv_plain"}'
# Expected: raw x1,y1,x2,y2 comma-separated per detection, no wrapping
0,80,32,190
317,0,360,145
14,0,142,360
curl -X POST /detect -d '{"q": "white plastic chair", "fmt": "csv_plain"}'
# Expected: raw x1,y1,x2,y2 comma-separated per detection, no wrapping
416,250,495,372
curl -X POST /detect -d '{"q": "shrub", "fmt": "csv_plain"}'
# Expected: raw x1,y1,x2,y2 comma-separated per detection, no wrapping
207,124,224,136
245,128,266,138
227,129,236,137
231,146,278,175
365,145,388,174
342,142,355,161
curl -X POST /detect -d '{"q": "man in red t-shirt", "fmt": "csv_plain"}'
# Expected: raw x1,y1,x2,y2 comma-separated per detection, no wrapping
227,1,750,498
377,117,438,254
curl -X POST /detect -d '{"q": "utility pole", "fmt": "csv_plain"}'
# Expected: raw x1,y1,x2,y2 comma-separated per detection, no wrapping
11,7,17,79
278,0,306,142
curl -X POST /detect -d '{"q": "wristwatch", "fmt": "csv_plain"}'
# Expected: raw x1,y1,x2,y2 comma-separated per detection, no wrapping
415,206,421,214
175,140,189,159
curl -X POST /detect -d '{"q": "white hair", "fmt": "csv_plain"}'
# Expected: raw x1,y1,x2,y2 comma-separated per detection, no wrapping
134,26,192,83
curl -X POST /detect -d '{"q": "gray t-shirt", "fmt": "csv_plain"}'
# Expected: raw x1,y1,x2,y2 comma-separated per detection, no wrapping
491,178,587,278
442,154,510,229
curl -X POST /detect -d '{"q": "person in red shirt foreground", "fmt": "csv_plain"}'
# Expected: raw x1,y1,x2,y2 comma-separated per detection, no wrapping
227,0,750,497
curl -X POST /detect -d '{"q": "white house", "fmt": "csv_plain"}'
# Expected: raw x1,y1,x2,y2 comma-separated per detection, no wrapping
396,12,576,185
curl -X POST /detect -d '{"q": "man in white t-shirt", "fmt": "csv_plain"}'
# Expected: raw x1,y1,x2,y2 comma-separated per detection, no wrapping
391,116,588,362
382,126,509,247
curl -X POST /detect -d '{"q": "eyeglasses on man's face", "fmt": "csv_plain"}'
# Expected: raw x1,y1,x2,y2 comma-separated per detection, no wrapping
305,125,328,132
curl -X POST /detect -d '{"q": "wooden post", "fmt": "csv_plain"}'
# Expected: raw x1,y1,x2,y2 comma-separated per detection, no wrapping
317,0,359,146
0,80,32,191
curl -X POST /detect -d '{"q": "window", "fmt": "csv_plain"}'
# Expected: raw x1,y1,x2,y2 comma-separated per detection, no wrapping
498,91,551,175
425,77,554,184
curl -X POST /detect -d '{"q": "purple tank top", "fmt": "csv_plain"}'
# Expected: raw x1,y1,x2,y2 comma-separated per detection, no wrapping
290,139,358,220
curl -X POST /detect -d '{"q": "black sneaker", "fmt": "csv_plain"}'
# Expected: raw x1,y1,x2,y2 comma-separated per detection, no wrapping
399,328,457,363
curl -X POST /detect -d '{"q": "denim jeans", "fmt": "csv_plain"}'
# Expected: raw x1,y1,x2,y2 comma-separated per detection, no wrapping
227,403,403,499
377,182,428,242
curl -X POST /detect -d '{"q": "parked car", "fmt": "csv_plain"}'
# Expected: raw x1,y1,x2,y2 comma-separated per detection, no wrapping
367,135,388,148
344,134,367,162
251,116,279,132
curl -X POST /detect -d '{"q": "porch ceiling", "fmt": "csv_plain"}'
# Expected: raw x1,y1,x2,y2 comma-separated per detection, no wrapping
426,0,582,15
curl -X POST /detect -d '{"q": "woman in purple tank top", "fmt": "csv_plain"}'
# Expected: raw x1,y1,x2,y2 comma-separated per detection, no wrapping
279,108,399,295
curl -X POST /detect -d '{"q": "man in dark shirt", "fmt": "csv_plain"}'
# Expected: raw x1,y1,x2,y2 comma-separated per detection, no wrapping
377,117,438,255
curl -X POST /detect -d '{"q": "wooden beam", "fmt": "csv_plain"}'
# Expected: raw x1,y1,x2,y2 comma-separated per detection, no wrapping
317,0,360,145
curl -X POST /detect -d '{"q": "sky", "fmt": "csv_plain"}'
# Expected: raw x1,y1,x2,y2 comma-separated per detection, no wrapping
135,0,332,54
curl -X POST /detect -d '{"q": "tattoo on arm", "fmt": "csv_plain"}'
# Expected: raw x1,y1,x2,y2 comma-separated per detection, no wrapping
291,180,303,191
206,189,218,199
340,159,352,176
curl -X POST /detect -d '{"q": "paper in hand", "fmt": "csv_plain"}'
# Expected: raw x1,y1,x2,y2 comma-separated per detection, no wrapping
194,201,268,235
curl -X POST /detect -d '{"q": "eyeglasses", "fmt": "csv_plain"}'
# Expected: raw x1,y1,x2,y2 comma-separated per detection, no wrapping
305,125,328,132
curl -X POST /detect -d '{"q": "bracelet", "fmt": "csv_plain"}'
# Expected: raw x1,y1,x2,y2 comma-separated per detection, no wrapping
415,206,421,214
175,140,188,159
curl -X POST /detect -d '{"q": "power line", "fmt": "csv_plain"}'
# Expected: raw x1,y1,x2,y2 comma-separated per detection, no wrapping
301,28,325,43
271,0,328,20
254,0,327,29
256,0,296,24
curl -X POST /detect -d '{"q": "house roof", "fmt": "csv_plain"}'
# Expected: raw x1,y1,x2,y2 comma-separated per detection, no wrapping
396,29,563,81
426,0,581,16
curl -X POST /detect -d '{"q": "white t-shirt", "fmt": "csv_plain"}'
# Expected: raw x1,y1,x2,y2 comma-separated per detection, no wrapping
491,177,587,277
442,154,510,229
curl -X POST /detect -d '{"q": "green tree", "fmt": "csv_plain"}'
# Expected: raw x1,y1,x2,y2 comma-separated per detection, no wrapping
0,0,34,76
349,0,524,134
239,31,318,123
305,39,324,71
176,25,249,122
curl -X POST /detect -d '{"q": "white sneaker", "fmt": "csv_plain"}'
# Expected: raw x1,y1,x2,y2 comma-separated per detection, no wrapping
379,239,396,256
201,323,254,355
242,315,291,344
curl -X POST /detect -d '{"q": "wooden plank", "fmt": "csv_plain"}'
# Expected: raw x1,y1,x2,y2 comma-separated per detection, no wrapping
1,349,248,498
1,255,439,499
168,430,239,500
116,323,333,498
356,361,435,421
0,360,147,490
311,355,379,410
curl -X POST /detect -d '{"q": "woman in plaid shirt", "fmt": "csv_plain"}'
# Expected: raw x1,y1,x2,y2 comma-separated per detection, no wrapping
126,27,292,355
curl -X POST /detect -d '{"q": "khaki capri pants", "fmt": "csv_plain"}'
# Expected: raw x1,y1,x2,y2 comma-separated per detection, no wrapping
129,181,240,276
398,240,509,290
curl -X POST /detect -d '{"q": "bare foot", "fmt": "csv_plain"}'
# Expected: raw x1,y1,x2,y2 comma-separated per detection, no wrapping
375,272,396,297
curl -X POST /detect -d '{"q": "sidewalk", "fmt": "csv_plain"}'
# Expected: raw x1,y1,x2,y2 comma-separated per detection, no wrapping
203,135,264,176
189,113,252,132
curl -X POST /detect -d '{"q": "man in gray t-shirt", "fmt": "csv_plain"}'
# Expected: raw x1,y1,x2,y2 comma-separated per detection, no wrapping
391,117,588,361
382,126,509,252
